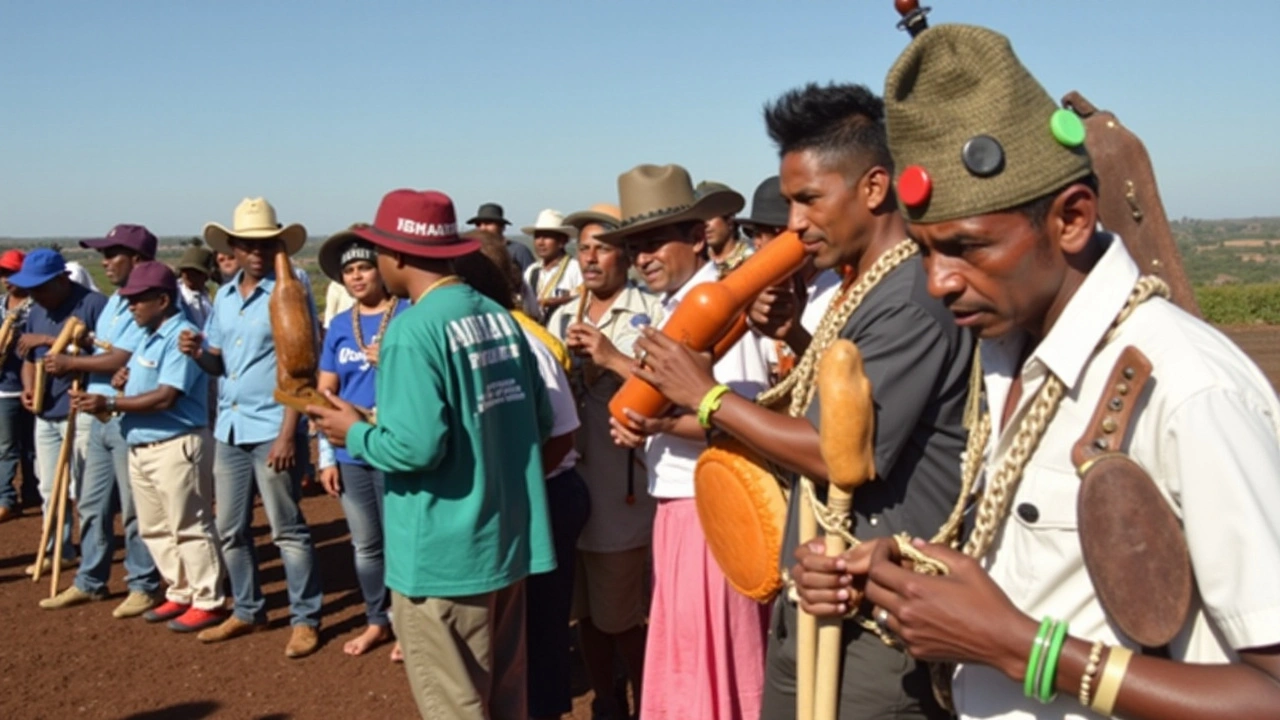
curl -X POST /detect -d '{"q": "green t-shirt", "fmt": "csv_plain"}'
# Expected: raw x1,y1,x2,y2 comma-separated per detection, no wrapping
347,284,555,597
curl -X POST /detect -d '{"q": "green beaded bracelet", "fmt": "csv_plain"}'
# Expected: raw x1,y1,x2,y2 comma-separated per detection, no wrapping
1038,619,1071,703
1024,617,1054,699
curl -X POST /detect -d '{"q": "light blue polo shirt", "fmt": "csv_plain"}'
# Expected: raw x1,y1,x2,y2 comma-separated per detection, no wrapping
87,288,199,396
87,292,147,395
204,270,317,445
120,313,209,445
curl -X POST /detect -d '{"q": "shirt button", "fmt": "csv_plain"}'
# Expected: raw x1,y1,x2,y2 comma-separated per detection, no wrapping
236,339,243,346
1016,503,1039,523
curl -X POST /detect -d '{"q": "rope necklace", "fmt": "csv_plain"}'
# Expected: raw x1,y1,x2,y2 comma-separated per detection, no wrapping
959,275,1170,562
350,297,396,367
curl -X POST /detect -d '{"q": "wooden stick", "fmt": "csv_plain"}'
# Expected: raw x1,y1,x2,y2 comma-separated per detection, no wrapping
574,285,589,325
33,317,85,415
796,495,819,720
47,348,84,596
813,340,877,720
32,343,84,584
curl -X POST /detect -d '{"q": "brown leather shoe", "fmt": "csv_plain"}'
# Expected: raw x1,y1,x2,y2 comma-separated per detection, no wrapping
284,625,320,659
0,506,18,523
196,616,263,644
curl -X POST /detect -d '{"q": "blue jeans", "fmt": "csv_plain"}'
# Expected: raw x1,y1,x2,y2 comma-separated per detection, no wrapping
0,395,37,510
337,462,388,627
34,414,93,560
75,417,160,595
214,438,322,627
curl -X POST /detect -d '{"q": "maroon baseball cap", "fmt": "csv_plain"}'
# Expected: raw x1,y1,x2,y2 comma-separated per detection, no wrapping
119,261,178,298
80,224,158,259
340,190,480,260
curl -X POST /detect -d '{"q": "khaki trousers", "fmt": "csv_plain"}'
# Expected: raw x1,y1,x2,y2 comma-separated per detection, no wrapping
128,430,224,609
393,581,528,720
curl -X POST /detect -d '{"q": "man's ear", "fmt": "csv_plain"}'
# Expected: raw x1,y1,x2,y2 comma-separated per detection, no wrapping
1050,182,1098,255
690,223,707,257
863,165,894,212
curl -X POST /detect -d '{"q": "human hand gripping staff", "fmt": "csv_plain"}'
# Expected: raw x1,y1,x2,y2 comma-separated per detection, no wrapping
807,339,876,720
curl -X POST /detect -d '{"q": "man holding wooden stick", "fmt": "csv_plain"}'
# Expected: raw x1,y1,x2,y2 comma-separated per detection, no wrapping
794,23,1280,720
12,249,107,576
40,225,162,616
632,85,973,719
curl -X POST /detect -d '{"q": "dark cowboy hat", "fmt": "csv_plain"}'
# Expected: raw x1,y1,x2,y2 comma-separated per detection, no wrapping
740,176,789,229
466,202,512,227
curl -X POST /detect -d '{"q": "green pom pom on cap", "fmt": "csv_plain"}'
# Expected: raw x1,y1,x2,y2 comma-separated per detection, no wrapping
1050,109,1087,148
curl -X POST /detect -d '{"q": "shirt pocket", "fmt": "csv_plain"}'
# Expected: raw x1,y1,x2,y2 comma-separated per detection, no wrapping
1000,467,1082,601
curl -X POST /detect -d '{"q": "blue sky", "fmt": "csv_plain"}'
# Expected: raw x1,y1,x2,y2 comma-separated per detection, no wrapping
2,0,1277,238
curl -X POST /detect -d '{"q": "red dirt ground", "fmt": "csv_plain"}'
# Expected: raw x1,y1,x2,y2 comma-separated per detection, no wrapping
0,326,1276,720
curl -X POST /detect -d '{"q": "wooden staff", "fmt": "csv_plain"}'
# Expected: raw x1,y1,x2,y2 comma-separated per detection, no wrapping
0,310,19,357
812,339,877,720
32,344,85,589
33,316,86,415
573,285,589,325
796,496,819,720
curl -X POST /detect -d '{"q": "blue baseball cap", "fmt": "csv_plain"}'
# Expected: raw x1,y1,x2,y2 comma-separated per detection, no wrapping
7,248,69,289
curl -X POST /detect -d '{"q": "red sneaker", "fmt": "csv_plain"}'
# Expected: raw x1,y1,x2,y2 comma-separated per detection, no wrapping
169,607,228,633
143,601,190,623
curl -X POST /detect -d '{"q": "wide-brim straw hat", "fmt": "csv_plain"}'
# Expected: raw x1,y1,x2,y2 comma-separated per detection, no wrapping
520,209,578,239
596,164,744,243
203,197,307,256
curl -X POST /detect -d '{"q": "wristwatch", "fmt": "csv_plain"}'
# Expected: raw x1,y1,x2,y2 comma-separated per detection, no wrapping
106,396,117,413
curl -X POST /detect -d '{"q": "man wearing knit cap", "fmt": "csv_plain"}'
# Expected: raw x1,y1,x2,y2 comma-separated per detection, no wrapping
793,24,1280,719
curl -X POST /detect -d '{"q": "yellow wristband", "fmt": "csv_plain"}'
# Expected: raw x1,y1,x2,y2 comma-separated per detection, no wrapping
1089,645,1133,717
697,384,732,429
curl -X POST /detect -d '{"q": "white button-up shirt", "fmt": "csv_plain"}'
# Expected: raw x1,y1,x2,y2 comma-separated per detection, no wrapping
644,261,772,499
954,235,1280,719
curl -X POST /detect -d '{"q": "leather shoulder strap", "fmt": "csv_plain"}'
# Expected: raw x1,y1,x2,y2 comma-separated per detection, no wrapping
1071,345,1154,470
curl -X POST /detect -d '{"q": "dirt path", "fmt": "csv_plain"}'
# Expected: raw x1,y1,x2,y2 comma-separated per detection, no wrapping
0,488,596,720
1,325,1276,720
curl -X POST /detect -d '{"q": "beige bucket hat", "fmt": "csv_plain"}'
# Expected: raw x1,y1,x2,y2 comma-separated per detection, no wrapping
203,197,307,256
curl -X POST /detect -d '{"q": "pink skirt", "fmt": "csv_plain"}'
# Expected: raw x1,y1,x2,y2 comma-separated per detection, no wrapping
641,498,770,720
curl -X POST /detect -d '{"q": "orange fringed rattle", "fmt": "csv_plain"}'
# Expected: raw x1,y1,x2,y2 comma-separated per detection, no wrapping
609,231,807,424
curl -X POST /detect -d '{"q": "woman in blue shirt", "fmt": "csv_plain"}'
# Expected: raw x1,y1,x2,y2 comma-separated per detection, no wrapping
316,234,408,657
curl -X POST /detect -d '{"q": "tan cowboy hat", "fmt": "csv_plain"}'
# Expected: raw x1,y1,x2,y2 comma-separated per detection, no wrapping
596,164,744,243
203,197,307,256
520,209,578,239
563,203,622,231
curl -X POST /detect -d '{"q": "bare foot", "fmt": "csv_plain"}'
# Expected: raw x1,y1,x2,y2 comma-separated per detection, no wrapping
389,641,404,663
343,624,391,656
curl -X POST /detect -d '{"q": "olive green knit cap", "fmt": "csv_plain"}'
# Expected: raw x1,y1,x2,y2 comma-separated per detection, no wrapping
884,24,1092,223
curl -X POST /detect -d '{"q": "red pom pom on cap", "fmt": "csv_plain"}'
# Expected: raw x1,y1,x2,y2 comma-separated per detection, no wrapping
898,165,932,208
